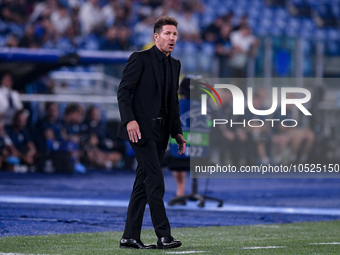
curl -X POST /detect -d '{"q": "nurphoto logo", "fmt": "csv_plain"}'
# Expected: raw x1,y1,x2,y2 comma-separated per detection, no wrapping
200,83,312,128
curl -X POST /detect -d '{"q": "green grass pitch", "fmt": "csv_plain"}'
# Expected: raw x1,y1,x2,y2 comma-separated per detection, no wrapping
0,221,339,254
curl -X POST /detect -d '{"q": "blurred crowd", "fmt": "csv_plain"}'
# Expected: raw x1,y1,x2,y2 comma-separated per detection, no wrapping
0,0,258,76
0,72,123,173
0,71,318,173
0,0,321,172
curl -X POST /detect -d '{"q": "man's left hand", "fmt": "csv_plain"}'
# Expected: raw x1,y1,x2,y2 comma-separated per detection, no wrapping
175,134,187,155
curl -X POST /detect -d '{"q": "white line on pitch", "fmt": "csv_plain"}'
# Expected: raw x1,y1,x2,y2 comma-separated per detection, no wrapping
242,246,285,249
1,195,340,216
310,242,340,245
0,253,52,255
0,196,129,207
165,251,206,254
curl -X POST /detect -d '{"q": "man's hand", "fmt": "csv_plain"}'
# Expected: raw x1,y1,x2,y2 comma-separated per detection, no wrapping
127,120,141,143
175,134,187,155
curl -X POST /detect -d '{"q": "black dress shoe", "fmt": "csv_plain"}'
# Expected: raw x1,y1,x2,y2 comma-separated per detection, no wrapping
157,236,182,249
119,238,157,249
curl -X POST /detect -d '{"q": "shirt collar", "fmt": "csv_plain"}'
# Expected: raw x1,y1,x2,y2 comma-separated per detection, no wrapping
153,45,170,61
1,86,11,93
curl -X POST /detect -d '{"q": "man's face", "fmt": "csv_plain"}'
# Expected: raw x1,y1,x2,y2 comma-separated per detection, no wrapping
1,74,12,88
154,25,178,56
47,104,59,120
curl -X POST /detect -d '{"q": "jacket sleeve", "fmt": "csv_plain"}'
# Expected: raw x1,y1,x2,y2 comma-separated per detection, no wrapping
171,60,183,138
117,52,144,126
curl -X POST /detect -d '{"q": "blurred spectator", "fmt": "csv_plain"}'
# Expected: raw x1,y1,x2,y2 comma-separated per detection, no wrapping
102,0,117,27
136,0,155,20
202,15,225,43
176,2,201,42
154,0,180,18
5,34,19,47
287,124,315,164
210,89,246,167
19,24,39,48
35,102,65,152
56,25,80,51
215,23,233,77
50,3,72,35
0,73,24,125
0,2,15,23
62,103,86,173
229,25,258,78
100,26,119,50
112,2,132,27
245,90,271,165
133,15,156,49
0,0,30,25
82,105,106,143
29,0,58,24
115,26,133,51
168,77,191,204
101,25,133,51
81,105,122,169
272,96,315,164
62,103,84,143
0,119,18,171
5,110,37,168
79,0,106,35
210,89,247,167
233,14,249,31
35,15,58,48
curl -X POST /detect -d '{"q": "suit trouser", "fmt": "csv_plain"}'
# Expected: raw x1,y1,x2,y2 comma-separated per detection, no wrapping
123,120,171,239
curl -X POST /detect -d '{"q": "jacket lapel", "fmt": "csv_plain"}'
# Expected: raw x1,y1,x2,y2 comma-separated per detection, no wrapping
170,57,178,94
149,48,162,95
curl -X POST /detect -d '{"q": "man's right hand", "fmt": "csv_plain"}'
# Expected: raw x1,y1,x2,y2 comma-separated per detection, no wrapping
127,120,141,143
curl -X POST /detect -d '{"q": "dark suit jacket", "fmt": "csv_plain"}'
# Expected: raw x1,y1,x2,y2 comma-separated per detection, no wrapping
117,46,182,149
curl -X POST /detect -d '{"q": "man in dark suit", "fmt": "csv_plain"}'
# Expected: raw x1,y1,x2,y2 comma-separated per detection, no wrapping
117,16,186,249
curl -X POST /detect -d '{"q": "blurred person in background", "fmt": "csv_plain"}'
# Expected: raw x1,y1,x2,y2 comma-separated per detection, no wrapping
35,15,58,48
100,25,119,50
272,96,315,164
135,0,157,20
102,0,117,28
0,73,23,126
115,26,134,51
168,78,191,204
154,0,180,18
210,89,246,168
112,1,133,27
0,0,30,25
62,103,84,142
5,34,19,47
233,14,249,31
81,105,122,170
79,0,105,35
176,2,201,42
101,25,133,51
19,24,39,48
229,24,258,78
134,15,157,49
50,3,72,36
204,13,233,43
5,110,37,170
62,103,86,173
244,90,272,165
29,0,58,24
35,102,65,153
0,119,19,171
215,23,233,77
